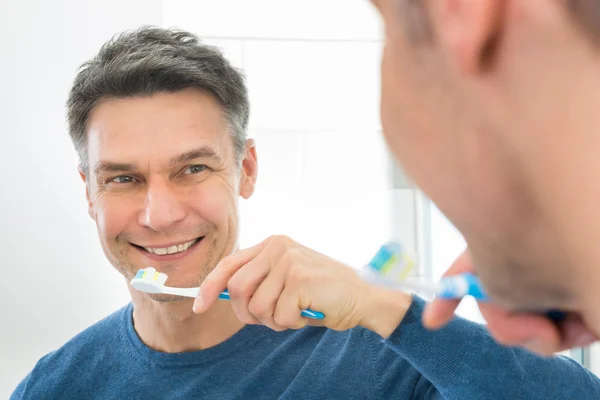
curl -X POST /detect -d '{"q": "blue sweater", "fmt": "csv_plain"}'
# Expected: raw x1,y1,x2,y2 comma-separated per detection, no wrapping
11,296,600,399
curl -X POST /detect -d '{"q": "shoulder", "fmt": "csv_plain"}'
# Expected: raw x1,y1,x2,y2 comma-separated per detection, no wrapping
10,304,131,399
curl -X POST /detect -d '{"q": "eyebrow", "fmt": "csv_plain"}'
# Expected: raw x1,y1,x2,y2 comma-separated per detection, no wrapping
169,146,222,166
93,146,222,175
93,161,136,174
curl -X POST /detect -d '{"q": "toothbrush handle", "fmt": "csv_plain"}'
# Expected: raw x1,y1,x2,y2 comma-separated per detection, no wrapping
438,273,567,323
219,290,325,320
438,273,488,301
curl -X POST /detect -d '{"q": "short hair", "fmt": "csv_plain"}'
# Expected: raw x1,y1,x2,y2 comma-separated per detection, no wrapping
67,26,249,173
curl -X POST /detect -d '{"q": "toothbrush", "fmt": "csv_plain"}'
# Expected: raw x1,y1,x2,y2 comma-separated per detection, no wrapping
130,267,325,320
361,242,487,300
362,242,566,322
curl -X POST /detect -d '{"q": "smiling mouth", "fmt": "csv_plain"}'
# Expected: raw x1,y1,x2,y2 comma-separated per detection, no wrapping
131,237,203,255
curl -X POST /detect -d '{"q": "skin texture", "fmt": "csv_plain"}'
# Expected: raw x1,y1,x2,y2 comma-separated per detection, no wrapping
81,88,412,353
371,0,600,354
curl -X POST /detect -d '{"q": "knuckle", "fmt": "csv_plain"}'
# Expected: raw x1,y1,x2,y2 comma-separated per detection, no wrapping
273,313,290,327
268,234,294,251
227,277,250,298
232,307,255,325
248,298,268,317
272,234,291,243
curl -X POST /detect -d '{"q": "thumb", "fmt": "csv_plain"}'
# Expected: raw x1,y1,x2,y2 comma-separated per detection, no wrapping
423,298,461,329
422,248,472,329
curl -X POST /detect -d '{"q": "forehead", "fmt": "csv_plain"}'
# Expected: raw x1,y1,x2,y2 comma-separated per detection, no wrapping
86,89,231,165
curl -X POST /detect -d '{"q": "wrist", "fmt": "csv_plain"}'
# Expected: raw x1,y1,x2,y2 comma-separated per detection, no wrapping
359,284,413,339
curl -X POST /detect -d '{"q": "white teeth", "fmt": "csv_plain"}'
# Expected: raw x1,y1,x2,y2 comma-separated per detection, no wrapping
144,238,198,255
167,246,178,254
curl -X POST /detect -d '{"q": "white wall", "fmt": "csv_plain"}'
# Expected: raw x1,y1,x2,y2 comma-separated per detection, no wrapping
1,0,422,396
161,0,414,268
0,0,162,396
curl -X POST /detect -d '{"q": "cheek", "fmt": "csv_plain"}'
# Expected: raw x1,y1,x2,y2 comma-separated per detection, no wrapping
379,43,443,195
94,197,136,241
189,184,238,226
380,45,415,160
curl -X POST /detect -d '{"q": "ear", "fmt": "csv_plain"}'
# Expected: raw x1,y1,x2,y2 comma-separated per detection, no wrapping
78,168,96,221
239,139,258,199
431,0,503,74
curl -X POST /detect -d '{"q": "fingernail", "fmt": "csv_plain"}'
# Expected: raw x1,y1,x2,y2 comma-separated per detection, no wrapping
193,295,204,313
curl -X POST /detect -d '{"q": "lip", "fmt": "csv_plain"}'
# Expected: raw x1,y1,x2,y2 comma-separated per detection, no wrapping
131,237,204,262
132,238,201,249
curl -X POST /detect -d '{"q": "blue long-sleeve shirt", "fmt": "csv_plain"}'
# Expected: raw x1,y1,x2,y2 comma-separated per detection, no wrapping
11,296,600,399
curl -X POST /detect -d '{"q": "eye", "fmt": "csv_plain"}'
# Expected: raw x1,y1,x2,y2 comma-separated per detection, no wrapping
183,165,208,175
110,175,136,184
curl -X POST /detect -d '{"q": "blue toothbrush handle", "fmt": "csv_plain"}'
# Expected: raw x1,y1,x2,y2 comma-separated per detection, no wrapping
438,273,567,323
438,273,489,300
219,290,325,320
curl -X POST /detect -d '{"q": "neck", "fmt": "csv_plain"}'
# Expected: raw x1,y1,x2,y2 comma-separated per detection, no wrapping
129,287,244,353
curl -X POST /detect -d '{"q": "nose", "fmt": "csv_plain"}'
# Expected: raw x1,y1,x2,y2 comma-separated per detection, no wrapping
138,179,187,232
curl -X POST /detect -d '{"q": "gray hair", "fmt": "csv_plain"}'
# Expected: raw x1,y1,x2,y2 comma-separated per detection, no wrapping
67,26,250,174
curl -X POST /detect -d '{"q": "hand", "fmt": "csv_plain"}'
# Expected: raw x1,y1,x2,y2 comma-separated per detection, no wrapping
422,250,597,356
193,235,412,337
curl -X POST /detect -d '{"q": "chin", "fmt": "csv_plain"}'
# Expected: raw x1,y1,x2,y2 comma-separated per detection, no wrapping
477,261,571,311
146,293,191,303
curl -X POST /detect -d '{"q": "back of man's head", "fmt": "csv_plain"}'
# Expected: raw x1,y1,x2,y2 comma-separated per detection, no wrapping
372,0,600,334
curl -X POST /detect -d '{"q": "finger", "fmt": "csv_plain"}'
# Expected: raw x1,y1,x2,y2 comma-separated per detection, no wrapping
421,250,471,329
194,242,265,313
557,315,598,350
273,285,308,330
227,256,270,325
479,303,561,356
422,298,461,329
248,267,287,331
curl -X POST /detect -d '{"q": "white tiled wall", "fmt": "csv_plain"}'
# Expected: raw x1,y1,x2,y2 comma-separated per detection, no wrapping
162,0,419,268
244,40,382,131
163,0,383,41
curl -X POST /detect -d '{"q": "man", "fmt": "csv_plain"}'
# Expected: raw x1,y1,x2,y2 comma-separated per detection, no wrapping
369,0,600,356
11,27,600,399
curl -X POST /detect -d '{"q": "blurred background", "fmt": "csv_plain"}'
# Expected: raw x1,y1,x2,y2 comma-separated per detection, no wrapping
1,0,596,396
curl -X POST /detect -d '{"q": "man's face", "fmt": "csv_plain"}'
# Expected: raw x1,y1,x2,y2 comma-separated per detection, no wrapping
372,0,588,309
83,89,256,300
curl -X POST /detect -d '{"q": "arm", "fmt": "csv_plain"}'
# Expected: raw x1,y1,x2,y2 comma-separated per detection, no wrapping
375,295,600,399
195,236,599,399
